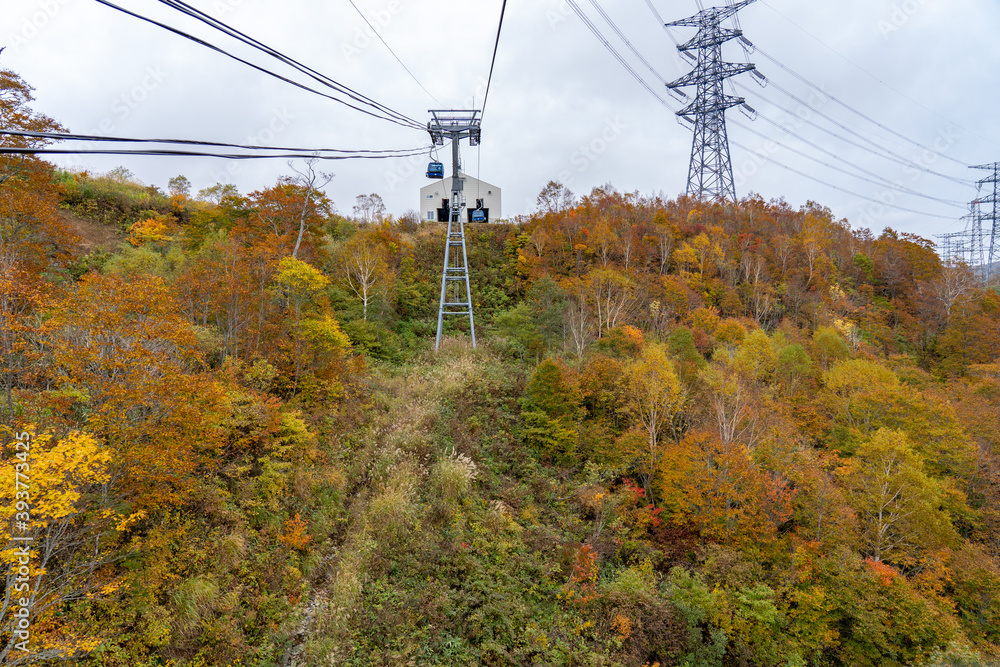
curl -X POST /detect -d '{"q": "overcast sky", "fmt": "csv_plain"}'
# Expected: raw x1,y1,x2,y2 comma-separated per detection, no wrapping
5,0,1000,241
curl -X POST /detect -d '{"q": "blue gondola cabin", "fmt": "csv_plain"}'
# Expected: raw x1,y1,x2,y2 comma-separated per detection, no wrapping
426,162,444,179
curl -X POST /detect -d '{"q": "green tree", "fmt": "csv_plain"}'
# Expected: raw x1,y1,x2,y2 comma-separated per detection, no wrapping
167,175,191,198
775,343,814,395
813,326,850,370
668,326,706,385
666,567,727,667
847,429,957,565
519,358,584,462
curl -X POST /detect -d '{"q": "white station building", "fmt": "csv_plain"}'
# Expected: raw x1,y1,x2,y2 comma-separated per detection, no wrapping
420,173,502,223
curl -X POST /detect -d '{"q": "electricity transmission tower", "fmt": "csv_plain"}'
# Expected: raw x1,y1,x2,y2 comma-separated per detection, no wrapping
428,110,481,351
666,0,759,202
971,162,1000,284
937,200,985,275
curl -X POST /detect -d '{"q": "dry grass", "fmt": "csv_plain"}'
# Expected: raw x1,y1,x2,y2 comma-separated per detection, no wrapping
430,450,478,505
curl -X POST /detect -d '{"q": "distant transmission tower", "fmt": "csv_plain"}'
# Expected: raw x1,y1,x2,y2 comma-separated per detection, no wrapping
428,110,481,351
936,200,985,275
666,0,760,202
971,162,1000,284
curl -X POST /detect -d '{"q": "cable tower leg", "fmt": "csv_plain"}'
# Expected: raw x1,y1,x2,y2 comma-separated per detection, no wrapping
460,218,477,348
435,214,453,351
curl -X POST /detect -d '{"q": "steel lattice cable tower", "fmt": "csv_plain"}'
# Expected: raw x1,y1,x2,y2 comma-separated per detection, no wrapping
971,162,1000,284
428,110,482,351
666,0,758,202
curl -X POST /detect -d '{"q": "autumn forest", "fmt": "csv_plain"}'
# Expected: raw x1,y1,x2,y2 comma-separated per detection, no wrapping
3,64,1000,666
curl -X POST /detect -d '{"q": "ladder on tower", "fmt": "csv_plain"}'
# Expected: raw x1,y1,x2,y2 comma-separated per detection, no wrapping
436,213,476,350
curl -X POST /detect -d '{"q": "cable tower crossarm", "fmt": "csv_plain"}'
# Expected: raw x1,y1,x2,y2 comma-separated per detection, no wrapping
666,0,756,30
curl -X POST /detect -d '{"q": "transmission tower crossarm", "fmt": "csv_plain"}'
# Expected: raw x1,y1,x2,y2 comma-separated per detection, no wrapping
668,62,755,90
675,27,743,51
666,0,756,28
677,95,747,117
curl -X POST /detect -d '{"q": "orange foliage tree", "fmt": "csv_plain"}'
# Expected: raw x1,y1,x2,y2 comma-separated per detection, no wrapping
657,430,794,547
44,272,224,507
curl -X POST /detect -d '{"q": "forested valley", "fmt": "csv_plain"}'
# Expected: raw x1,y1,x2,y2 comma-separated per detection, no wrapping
4,65,1000,667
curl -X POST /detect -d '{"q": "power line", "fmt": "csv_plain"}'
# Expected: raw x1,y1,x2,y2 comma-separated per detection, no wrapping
93,0,423,131
730,120,967,208
564,0,686,117
642,0,669,35
481,0,508,120
728,84,973,191
758,0,1000,151
731,79,973,186
752,46,972,167
585,0,670,86
0,129,431,155
156,0,423,129
345,0,442,106
1,146,429,160
729,137,961,221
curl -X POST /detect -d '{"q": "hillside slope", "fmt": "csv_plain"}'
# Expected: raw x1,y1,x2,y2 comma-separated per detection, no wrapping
3,164,1000,666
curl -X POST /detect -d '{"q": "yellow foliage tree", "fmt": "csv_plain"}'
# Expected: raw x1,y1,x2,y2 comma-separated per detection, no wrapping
127,214,174,246
0,425,117,662
624,343,684,498
732,329,776,385
272,257,354,397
